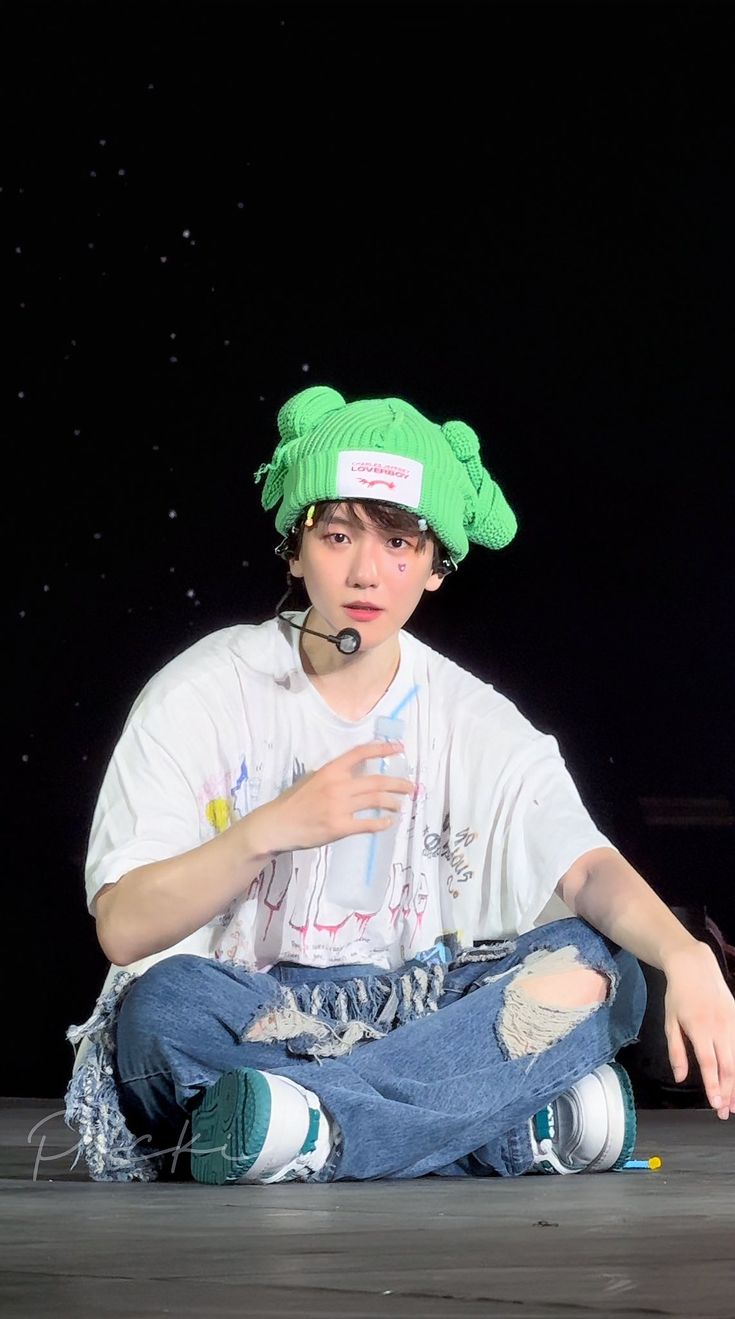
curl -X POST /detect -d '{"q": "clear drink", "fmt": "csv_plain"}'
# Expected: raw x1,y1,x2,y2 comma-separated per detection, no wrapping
323,716,408,910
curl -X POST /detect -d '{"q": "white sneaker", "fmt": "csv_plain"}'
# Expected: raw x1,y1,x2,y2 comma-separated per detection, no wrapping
529,1062,637,1174
191,1067,335,1185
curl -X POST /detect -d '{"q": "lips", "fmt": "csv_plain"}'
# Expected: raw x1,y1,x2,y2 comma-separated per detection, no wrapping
344,603,382,611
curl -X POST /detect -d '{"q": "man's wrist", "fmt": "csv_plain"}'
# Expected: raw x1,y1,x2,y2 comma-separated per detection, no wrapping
238,802,282,861
661,934,710,978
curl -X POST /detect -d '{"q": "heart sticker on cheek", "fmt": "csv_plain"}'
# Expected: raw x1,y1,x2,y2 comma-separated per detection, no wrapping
398,563,407,573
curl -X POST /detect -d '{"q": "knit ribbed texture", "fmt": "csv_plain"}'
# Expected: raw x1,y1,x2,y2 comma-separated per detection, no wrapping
253,385,517,562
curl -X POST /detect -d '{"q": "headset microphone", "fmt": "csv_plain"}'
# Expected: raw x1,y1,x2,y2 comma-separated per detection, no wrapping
274,582,362,655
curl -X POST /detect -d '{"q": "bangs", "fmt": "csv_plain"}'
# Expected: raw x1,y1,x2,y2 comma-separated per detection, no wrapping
314,500,425,537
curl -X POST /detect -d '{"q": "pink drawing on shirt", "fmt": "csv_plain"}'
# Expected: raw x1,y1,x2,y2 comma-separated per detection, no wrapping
262,859,292,938
215,862,274,965
311,851,354,939
247,870,265,901
390,884,410,927
314,910,354,941
412,873,430,943
391,890,409,928
288,864,320,951
354,910,377,936
313,846,384,937
388,862,412,928
214,915,250,966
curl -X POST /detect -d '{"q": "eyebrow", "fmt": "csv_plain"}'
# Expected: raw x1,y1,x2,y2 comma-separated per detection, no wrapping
324,515,416,535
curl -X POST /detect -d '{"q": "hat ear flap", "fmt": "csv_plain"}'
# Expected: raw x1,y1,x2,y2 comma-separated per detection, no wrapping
255,386,346,510
441,419,486,524
472,472,518,549
441,419,517,550
277,385,346,443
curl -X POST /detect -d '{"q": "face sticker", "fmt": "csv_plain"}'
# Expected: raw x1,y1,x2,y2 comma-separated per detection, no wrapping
398,563,407,573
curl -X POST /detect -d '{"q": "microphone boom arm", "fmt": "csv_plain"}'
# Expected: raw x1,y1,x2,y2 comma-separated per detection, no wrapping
274,582,361,655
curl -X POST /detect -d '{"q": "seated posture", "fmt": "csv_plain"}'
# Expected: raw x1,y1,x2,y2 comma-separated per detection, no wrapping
67,385,734,1185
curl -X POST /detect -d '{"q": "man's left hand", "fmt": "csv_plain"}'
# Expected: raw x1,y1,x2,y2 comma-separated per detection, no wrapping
663,941,735,1119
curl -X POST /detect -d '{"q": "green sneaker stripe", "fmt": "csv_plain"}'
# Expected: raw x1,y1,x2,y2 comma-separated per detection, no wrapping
609,1062,638,1169
300,1106,320,1157
533,1104,554,1143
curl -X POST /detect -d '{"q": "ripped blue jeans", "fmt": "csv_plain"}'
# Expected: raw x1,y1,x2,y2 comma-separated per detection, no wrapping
112,918,646,1181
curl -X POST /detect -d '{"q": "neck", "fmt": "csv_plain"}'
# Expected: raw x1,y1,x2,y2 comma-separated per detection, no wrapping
298,606,401,698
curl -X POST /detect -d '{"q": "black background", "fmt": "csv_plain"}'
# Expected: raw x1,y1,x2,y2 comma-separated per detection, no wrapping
6,1,734,1098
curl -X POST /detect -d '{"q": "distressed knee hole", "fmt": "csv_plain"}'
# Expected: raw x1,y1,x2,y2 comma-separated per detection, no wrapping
515,946,610,1003
497,945,611,1060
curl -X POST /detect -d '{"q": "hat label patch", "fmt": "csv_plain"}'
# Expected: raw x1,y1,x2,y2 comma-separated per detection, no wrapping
336,450,424,506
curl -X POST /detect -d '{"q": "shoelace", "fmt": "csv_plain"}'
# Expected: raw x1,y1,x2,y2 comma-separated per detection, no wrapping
532,1103,580,1175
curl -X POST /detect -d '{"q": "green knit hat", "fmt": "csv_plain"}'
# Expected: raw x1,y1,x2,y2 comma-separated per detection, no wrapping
253,385,517,563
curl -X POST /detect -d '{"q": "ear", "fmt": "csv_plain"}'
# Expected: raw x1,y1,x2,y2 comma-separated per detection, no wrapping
289,555,304,580
423,569,445,594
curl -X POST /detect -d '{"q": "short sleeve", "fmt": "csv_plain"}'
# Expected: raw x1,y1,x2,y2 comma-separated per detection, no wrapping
84,705,201,916
480,732,618,936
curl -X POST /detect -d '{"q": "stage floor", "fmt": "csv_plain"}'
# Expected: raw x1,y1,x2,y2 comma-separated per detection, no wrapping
1,1102,733,1317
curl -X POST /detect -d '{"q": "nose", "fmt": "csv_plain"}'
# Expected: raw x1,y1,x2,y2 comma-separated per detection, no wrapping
346,536,380,588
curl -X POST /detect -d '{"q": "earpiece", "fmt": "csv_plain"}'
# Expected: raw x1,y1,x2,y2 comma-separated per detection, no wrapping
274,532,294,562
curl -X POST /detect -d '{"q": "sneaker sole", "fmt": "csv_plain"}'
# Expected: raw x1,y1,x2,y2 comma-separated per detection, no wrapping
587,1061,638,1172
191,1067,268,1184
190,1068,316,1185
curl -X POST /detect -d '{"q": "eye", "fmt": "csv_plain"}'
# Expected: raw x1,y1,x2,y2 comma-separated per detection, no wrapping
323,531,412,550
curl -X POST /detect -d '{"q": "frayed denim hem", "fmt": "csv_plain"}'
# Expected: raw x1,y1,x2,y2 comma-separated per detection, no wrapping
63,970,159,1183
255,962,447,1060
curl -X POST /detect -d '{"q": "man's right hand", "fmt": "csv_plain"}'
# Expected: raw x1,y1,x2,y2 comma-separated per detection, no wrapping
248,740,415,856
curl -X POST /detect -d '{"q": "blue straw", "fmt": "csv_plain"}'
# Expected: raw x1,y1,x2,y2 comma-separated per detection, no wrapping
388,683,420,721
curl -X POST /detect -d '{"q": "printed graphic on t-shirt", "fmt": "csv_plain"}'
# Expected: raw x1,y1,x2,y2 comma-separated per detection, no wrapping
207,748,466,969
423,811,479,896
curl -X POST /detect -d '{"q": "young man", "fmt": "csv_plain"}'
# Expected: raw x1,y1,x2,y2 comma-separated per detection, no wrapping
65,385,734,1185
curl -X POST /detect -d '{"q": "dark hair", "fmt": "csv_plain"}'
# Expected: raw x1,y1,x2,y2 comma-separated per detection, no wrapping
284,500,452,576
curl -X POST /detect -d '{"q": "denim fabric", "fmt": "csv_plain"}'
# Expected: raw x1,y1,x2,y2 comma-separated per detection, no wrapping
113,917,646,1182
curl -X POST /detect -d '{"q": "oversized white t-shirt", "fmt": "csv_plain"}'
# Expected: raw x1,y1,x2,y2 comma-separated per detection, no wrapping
84,609,617,974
